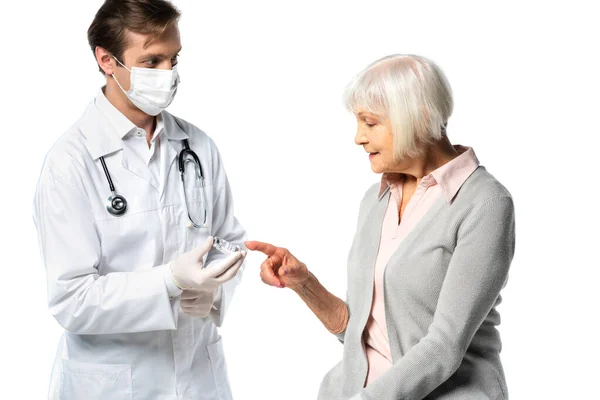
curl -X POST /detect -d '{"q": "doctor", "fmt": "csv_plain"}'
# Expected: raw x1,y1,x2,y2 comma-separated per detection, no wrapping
32,1,247,399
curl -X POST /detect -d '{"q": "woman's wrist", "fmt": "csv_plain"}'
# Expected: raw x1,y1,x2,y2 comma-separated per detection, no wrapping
330,300,349,334
292,272,349,334
291,271,316,294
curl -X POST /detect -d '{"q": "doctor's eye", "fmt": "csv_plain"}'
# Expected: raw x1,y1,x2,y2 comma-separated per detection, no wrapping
171,54,179,66
145,57,159,67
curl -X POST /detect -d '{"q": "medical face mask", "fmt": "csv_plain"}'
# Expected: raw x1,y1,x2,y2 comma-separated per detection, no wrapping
112,57,180,116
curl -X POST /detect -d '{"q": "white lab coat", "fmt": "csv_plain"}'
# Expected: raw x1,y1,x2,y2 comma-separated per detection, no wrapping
32,95,247,400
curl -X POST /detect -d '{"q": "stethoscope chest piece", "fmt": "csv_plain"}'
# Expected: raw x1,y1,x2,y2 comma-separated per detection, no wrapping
100,156,128,216
106,193,128,216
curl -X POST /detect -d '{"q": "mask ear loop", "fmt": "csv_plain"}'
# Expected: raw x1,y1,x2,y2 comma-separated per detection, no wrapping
111,56,132,94
112,56,131,72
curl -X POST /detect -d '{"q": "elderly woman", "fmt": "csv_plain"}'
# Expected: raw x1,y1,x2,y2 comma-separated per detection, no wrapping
247,54,515,400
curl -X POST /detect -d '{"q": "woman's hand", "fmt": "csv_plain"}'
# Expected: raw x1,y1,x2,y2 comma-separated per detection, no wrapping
245,241,309,290
246,240,349,334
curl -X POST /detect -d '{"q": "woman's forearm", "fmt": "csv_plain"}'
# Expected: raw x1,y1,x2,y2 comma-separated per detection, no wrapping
292,272,349,334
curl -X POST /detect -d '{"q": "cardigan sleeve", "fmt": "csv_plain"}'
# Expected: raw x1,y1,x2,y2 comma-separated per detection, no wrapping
359,195,515,400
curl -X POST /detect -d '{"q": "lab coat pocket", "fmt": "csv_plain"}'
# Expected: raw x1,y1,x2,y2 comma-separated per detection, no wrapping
60,360,132,400
207,337,233,400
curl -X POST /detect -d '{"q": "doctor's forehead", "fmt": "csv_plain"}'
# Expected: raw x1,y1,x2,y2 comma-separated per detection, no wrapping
122,23,181,58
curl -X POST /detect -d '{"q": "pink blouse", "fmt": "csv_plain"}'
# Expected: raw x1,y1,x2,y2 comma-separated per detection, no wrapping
363,145,480,386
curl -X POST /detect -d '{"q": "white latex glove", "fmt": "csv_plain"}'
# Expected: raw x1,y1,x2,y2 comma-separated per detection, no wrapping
180,253,246,317
170,236,244,291
180,288,217,317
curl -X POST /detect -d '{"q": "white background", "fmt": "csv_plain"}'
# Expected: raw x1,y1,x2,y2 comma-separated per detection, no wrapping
0,0,598,398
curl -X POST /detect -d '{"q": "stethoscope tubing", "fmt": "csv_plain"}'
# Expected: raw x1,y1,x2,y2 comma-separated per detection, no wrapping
99,120,207,226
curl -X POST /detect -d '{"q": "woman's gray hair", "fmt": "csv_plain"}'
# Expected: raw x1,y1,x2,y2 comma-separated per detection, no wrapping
344,54,453,159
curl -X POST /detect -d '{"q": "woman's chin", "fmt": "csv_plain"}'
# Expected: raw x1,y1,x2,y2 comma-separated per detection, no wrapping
369,163,383,174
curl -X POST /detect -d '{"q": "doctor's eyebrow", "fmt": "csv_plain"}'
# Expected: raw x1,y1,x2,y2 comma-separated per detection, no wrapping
138,47,183,60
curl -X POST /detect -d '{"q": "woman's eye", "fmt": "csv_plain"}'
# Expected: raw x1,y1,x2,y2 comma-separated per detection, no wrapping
366,122,376,128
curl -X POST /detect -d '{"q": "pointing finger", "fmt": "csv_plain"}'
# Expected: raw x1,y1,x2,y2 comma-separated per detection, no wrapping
245,241,280,256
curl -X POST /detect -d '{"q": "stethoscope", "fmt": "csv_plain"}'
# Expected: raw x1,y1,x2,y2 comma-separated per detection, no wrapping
99,121,208,228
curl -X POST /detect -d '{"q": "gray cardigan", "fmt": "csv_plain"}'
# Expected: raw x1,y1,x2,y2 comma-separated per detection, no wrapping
318,166,515,400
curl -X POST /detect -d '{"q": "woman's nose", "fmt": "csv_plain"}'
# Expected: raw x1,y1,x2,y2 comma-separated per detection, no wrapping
355,130,367,146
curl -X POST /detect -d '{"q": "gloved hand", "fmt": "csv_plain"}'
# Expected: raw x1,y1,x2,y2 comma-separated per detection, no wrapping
170,236,245,292
180,288,218,318
179,254,246,317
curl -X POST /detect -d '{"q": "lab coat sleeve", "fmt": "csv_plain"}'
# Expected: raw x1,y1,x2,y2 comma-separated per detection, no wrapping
358,196,515,400
33,165,180,335
204,138,247,327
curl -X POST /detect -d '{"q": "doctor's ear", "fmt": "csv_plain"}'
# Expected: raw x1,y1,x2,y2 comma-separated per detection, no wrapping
95,46,116,76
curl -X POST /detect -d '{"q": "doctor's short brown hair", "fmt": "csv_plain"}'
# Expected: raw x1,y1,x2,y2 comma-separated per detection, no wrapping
88,0,181,74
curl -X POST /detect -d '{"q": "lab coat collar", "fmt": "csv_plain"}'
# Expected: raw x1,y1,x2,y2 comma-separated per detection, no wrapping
161,111,190,142
95,87,171,143
95,87,137,140
82,89,189,160
80,99,123,160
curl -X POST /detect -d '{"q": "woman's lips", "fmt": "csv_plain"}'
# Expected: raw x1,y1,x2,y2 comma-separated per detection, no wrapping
369,152,379,160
